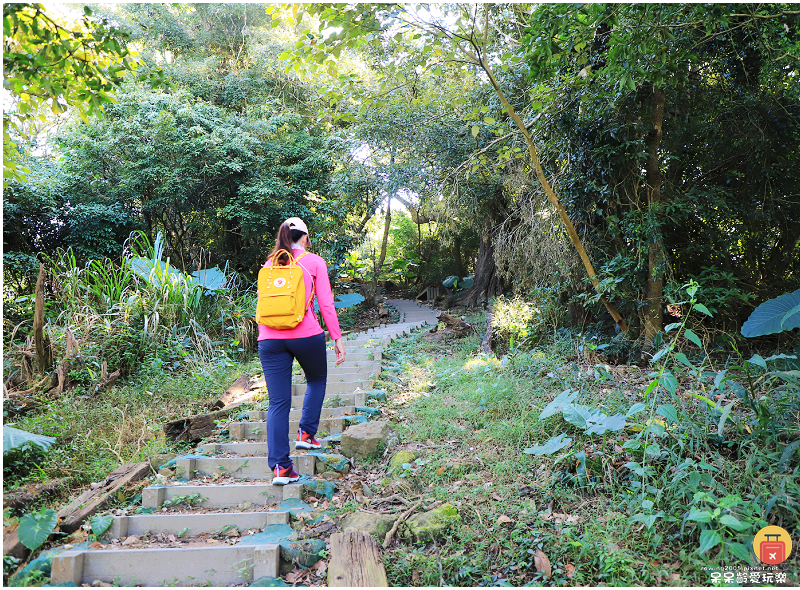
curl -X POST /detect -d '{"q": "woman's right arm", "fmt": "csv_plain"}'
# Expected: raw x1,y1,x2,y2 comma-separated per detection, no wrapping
313,257,342,342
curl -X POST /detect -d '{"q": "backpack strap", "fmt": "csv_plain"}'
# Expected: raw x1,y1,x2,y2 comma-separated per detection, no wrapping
294,251,316,312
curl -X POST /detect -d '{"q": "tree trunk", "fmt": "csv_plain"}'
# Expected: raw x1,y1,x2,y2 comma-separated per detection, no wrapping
643,86,666,346
446,231,501,307
477,46,628,332
33,264,52,373
369,199,392,305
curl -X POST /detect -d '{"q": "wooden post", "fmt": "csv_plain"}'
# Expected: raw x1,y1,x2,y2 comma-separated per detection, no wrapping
328,531,388,587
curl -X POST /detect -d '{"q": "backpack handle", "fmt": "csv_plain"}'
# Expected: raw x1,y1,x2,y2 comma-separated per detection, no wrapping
269,249,296,266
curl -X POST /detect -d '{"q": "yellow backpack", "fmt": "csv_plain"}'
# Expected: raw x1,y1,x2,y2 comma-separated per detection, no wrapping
255,250,314,329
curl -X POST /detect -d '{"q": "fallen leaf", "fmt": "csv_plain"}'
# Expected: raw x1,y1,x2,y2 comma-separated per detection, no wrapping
565,563,576,578
533,549,552,579
286,569,304,583
542,512,581,524
436,466,446,475
312,560,327,575
670,573,680,581
497,514,513,524
88,541,103,549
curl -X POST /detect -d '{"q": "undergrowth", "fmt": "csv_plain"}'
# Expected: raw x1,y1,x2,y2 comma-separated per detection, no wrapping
3,358,262,493
374,294,799,586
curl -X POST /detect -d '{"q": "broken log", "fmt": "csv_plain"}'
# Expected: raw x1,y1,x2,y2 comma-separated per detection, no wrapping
56,462,150,534
435,311,473,336
328,531,388,587
163,408,232,443
4,524,28,561
91,361,121,395
211,375,250,409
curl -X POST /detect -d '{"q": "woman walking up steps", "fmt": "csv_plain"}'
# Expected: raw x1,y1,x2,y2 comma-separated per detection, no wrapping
257,217,346,484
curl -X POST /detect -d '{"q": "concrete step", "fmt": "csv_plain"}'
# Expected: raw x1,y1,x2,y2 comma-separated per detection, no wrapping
51,544,280,587
176,456,316,480
297,372,378,385
107,510,290,538
316,362,381,374
240,391,366,410
326,350,381,361
199,441,322,456
142,482,301,509
320,391,366,407
292,380,372,396
325,354,381,365
342,337,388,346
318,372,379,383
230,417,345,441
247,407,354,422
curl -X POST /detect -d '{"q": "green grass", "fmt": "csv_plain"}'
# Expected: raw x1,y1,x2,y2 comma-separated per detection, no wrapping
370,317,799,587
5,357,263,491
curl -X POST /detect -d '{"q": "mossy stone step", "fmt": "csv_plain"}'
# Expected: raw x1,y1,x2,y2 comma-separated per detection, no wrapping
229,417,345,441
107,510,290,538
51,544,280,587
142,482,301,509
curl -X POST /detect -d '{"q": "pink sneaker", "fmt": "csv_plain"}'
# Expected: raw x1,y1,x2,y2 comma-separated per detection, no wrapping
296,428,322,449
273,464,299,485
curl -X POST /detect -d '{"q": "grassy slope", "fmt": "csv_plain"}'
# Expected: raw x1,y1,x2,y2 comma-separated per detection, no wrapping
5,359,262,490
371,316,799,587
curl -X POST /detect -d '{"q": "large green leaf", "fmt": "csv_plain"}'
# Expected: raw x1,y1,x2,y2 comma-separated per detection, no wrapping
18,508,58,550
584,414,626,435
741,288,800,337
727,542,753,564
563,404,606,430
686,508,713,523
523,433,573,456
538,390,579,420
192,267,227,291
442,275,458,288
3,426,56,454
699,529,722,554
90,514,114,537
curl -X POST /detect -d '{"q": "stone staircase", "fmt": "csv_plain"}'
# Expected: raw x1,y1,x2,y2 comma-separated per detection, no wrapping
51,299,438,587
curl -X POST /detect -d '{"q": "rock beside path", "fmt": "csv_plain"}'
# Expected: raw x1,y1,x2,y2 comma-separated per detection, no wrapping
400,503,461,543
339,512,398,538
340,421,397,459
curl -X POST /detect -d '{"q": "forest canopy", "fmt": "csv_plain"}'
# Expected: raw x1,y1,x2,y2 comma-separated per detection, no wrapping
4,3,800,349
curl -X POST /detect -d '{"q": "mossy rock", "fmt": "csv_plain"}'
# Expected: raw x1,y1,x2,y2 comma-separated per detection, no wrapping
388,450,417,473
400,504,461,544
339,511,398,537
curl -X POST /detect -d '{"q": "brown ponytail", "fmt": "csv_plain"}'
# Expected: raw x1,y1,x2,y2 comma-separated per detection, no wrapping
269,223,294,266
269,223,308,266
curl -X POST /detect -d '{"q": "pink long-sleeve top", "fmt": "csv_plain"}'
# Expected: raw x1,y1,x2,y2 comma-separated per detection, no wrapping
257,248,342,342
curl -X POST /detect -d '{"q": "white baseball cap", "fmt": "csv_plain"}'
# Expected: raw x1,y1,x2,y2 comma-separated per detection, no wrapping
284,217,309,235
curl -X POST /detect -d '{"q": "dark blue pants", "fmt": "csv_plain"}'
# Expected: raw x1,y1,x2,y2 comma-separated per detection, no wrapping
257,333,327,470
